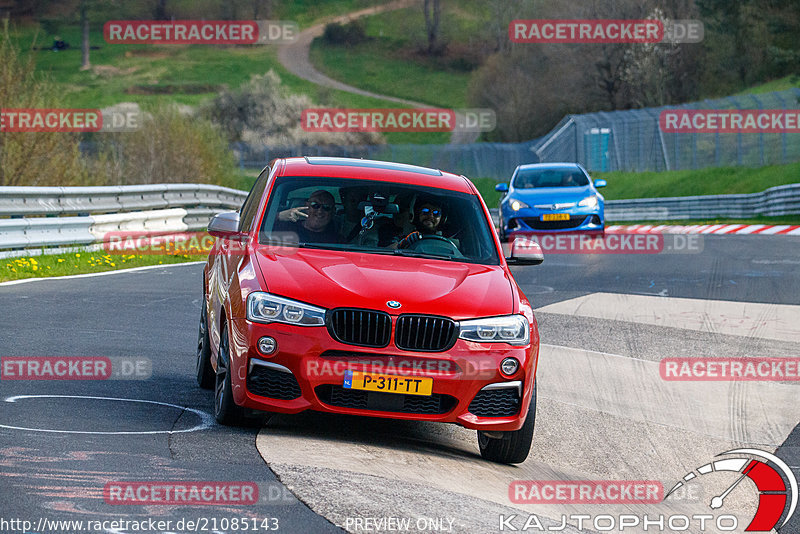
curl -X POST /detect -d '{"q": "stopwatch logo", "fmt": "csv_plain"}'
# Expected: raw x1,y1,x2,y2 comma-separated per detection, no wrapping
666,448,798,532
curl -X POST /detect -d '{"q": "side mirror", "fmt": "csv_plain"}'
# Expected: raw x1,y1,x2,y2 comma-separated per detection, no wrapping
594,179,607,188
495,183,509,193
208,211,243,239
505,238,543,266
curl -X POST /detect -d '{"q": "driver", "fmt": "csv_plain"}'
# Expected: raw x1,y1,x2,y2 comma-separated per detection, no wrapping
395,197,446,249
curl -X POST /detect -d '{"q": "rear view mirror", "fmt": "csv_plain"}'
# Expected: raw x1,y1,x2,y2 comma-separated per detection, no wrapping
208,211,243,239
505,238,543,265
495,183,509,193
594,179,607,188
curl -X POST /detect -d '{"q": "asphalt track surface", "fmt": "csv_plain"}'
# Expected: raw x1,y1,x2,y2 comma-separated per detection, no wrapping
1,234,798,534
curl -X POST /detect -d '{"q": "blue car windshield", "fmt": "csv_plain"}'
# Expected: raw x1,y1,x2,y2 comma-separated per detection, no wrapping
513,169,589,188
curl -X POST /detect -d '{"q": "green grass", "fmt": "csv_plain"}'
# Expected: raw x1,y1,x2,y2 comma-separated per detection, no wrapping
309,5,479,110
274,0,381,28
594,161,800,200
471,177,503,208
10,23,445,144
737,74,800,95
0,251,201,283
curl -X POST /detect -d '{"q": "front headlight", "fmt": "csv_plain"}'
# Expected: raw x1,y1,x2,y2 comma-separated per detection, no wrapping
458,315,529,345
247,292,326,326
510,199,530,211
578,195,598,208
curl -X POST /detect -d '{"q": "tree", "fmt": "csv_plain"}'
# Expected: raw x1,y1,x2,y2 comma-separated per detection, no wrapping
422,0,442,54
80,0,89,70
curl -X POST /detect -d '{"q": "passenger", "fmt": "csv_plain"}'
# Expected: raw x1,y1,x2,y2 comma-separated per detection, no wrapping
275,190,342,243
337,186,369,243
378,193,414,247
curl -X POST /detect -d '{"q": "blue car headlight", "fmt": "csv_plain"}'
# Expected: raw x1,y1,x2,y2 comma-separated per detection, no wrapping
578,195,598,209
510,199,530,211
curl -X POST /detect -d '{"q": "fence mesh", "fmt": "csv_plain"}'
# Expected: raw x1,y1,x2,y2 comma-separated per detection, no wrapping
202,88,800,178
532,88,800,172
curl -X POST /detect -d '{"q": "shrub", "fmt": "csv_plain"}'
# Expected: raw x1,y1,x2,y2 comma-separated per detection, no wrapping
322,20,368,46
0,21,86,186
201,70,384,147
90,103,236,186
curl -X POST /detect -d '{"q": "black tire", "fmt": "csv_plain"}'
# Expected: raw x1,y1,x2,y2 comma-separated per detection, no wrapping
477,382,536,464
214,323,248,426
196,303,214,389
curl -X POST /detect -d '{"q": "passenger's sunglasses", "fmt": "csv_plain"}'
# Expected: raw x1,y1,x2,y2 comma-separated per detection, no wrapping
308,202,333,212
419,207,441,216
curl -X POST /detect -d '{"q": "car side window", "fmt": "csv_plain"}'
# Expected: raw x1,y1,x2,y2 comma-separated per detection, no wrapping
239,167,270,233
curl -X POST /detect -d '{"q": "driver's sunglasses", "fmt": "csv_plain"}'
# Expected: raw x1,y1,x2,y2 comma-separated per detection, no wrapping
309,202,333,212
419,207,441,216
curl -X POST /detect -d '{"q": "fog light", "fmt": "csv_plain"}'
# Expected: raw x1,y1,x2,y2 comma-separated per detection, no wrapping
500,357,519,376
258,336,277,355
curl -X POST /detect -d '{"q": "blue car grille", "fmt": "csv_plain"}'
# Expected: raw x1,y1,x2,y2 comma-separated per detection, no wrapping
518,216,588,230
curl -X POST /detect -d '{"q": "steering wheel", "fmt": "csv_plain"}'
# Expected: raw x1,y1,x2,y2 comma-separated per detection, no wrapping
406,234,462,257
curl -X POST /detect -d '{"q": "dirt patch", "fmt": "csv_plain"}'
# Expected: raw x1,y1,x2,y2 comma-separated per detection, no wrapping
124,50,171,59
92,65,138,77
124,83,222,95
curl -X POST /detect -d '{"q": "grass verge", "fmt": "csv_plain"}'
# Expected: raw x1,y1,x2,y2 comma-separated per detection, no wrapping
594,161,800,200
0,251,202,283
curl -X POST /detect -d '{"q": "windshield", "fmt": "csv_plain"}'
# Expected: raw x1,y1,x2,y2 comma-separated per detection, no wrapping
259,176,500,265
513,168,590,188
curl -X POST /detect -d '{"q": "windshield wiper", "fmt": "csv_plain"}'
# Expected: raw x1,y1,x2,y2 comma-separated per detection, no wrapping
393,249,457,261
297,243,395,255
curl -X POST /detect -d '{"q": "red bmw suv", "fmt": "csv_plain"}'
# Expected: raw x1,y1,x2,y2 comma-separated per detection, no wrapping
198,157,543,463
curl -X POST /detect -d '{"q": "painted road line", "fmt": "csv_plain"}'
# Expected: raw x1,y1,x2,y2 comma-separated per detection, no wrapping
736,224,767,234
701,224,725,234
759,225,791,235
607,224,800,235
537,292,800,343
0,261,205,287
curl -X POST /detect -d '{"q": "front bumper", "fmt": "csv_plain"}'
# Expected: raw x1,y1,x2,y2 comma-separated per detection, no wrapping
502,207,604,235
226,317,538,432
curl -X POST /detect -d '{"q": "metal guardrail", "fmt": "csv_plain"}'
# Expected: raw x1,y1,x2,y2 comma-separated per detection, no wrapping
0,184,247,217
0,184,247,255
605,183,800,221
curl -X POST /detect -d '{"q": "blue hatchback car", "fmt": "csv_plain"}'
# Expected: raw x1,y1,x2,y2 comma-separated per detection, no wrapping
495,163,606,240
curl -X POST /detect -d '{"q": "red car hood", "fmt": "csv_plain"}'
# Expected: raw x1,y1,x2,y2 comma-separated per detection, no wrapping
254,248,514,318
